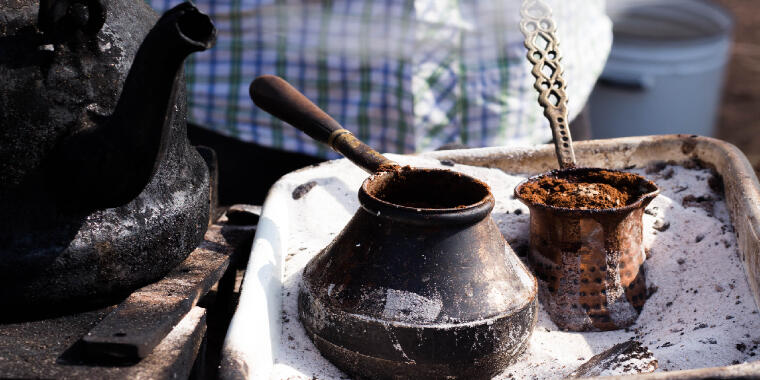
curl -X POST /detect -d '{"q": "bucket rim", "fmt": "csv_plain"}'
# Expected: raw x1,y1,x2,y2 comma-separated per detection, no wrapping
608,0,734,43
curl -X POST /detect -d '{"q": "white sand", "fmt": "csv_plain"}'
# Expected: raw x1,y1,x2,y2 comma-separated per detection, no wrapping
269,155,760,379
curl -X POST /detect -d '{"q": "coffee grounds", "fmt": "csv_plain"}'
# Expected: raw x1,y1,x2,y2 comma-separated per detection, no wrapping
519,170,644,209
376,162,404,173
368,166,490,209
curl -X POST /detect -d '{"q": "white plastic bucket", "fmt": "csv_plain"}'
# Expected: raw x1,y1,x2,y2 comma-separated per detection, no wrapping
589,0,733,138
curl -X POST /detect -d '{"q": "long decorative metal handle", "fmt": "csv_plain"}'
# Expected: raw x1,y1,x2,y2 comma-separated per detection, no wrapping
520,0,576,169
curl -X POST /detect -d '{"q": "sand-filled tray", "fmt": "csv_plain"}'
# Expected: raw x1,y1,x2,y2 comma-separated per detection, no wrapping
221,135,760,379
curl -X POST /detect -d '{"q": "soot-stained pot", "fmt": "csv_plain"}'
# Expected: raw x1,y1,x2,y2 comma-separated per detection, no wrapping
299,168,538,379
0,0,216,314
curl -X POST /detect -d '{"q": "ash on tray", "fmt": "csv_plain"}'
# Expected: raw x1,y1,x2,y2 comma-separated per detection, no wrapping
272,155,760,379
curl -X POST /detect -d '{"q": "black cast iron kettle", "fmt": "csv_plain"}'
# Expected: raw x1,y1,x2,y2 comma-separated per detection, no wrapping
251,75,538,379
0,0,216,315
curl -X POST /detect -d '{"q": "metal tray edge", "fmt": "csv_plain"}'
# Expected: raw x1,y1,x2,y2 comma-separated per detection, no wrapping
221,134,760,380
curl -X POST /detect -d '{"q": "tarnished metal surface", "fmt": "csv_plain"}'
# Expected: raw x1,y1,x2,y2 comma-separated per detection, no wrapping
197,145,222,225
0,2,216,312
303,300,537,380
515,167,659,331
520,0,576,168
78,218,255,364
298,168,537,379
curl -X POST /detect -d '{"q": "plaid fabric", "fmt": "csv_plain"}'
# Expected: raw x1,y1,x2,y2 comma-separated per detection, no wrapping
147,0,611,158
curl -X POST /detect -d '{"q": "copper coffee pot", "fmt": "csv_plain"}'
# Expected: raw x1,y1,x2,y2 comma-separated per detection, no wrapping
517,0,660,331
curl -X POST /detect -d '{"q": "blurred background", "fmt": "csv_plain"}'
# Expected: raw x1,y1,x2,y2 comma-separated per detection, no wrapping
591,0,759,174
145,0,760,204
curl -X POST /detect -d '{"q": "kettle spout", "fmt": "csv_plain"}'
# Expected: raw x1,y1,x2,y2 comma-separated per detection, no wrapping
48,2,216,209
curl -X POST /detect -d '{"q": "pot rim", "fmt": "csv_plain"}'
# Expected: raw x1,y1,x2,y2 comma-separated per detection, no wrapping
513,167,660,215
358,168,495,225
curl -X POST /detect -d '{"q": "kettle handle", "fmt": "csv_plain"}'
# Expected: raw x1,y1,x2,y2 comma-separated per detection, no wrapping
38,0,106,37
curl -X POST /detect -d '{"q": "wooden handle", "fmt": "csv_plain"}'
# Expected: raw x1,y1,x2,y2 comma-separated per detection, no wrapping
250,75,398,174
250,75,344,144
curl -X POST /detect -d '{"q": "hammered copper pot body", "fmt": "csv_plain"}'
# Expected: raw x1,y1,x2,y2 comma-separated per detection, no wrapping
298,168,537,379
515,168,659,331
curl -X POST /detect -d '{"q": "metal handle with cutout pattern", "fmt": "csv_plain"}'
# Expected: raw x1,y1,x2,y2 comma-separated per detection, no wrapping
520,0,576,169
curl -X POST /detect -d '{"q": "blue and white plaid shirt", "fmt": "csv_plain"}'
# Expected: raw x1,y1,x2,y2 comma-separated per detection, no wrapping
148,0,611,158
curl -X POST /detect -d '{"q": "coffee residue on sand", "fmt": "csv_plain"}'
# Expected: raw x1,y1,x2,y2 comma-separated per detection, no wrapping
272,156,758,379
518,170,645,209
